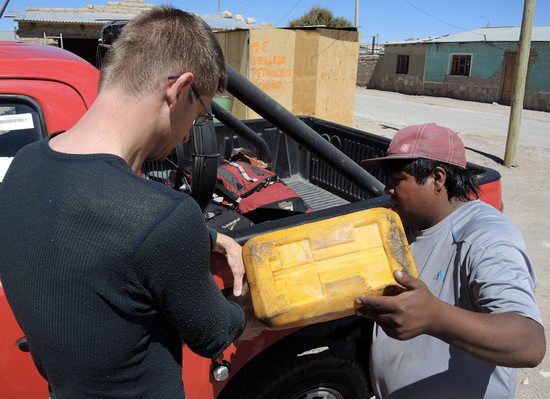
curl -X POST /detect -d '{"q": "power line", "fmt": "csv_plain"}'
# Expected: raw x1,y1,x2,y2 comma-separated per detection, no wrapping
400,0,470,33
399,0,498,45
1,0,11,19
276,0,305,26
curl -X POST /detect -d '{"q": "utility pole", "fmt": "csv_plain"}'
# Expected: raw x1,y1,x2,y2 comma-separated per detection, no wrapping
504,0,536,167
355,0,359,27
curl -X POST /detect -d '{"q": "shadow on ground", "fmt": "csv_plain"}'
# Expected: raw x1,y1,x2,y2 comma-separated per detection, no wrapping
465,147,504,165
380,124,399,131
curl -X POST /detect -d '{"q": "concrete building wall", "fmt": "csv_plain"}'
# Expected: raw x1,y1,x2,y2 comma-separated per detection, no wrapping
368,44,427,95
424,42,550,111
527,44,550,92
368,41,550,112
424,42,510,81
422,42,505,103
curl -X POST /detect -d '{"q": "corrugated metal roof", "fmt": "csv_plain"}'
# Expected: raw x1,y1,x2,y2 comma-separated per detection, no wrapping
199,14,259,30
14,10,136,24
13,10,259,29
387,26,550,45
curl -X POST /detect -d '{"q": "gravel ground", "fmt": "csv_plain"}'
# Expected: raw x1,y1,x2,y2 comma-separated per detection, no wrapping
352,89,550,398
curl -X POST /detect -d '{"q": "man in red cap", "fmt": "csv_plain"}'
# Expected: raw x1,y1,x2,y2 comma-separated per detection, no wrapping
357,123,545,398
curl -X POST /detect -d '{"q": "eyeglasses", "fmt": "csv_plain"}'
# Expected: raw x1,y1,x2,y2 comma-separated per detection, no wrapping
190,85,214,126
167,76,214,126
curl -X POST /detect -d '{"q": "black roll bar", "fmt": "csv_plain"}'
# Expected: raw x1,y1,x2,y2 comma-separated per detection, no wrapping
211,101,273,165
225,64,385,196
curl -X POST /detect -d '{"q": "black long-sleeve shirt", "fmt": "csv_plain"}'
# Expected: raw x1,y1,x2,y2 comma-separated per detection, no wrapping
0,134,245,399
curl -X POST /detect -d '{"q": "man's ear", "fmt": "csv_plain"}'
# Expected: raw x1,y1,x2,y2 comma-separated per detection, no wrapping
166,72,194,108
432,167,447,191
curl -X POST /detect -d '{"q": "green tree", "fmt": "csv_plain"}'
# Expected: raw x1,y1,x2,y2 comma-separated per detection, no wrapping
288,7,353,28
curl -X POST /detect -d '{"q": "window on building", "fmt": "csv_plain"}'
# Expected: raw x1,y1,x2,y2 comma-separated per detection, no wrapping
396,55,410,74
450,54,472,76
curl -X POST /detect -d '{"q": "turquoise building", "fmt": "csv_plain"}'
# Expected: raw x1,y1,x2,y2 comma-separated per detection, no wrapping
370,27,550,112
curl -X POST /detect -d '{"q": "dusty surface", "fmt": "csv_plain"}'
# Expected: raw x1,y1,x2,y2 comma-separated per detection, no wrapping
353,88,550,398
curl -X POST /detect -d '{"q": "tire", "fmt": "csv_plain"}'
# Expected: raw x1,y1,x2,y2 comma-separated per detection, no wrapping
219,350,370,399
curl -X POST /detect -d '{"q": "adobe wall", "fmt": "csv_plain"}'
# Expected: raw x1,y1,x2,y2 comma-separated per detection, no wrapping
356,55,380,87
367,43,427,95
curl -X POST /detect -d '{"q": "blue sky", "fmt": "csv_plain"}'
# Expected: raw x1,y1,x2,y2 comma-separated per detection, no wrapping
1,0,549,43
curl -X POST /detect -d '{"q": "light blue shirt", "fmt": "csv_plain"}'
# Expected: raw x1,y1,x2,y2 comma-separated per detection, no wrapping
370,200,542,399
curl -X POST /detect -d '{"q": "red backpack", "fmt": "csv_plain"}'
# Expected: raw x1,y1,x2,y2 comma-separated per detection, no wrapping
215,161,312,224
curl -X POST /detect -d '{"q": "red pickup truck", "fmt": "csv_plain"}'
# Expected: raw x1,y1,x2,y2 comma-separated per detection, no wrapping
0,41,503,399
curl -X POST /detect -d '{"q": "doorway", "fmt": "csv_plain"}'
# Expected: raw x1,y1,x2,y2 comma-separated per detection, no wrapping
501,52,517,104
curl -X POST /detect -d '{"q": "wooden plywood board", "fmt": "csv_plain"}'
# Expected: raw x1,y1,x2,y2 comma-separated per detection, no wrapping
248,29,297,119
215,30,249,119
216,28,358,124
293,30,320,117
314,29,359,125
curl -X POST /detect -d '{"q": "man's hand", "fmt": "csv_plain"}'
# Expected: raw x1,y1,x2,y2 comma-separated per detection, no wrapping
357,270,546,367
212,233,248,297
227,292,267,341
355,269,440,340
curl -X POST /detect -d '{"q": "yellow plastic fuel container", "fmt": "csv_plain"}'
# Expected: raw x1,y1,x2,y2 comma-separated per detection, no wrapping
242,207,417,329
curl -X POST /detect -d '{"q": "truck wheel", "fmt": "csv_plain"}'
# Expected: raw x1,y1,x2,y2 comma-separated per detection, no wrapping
220,351,370,399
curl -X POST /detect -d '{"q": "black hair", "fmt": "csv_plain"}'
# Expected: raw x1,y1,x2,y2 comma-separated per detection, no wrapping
385,158,479,201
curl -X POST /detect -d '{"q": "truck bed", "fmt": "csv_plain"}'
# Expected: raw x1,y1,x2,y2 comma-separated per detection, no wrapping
215,116,501,203
282,177,349,211
142,115,502,237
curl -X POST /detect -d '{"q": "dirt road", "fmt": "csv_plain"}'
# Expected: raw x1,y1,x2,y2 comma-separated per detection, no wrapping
353,88,550,398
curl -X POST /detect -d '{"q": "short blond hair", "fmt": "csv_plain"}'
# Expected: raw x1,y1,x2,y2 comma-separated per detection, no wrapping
99,6,226,97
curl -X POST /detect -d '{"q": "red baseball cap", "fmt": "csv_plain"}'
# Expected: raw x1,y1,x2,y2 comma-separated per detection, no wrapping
362,123,467,169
